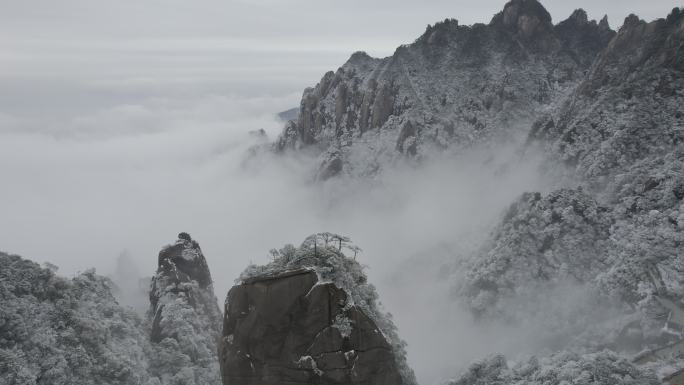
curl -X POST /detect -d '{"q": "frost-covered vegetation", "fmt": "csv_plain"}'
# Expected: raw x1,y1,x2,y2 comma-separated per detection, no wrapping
0,236,223,385
239,232,417,385
456,188,613,317
146,277,222,385
454,184,684,352
0,252,153,385
452,155,684,379
448,351,659,385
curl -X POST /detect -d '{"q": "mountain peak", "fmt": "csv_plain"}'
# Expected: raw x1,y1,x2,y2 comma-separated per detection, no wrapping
275,0,616,175
342,50,378,71
148,234,223,383
568,8,589,24
623,13,643,28
156,232,212,289
666,7,682,24
348,50,372,62
491,0,553,38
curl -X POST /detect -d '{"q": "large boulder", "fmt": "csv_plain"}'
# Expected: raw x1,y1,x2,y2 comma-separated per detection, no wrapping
219,234,414,385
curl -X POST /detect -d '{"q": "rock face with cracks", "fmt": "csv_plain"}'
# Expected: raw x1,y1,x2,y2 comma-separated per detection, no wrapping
221,265,406,385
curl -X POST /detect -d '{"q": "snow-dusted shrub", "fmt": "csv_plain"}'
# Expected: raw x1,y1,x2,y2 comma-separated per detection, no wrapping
448,350,659,385
456,188,612,316
0,252,154,385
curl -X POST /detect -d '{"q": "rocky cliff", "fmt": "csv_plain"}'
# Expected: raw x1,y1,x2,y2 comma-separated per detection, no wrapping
148,233,223,385
276,0,615,179
220,233,416,385
222,270,403,385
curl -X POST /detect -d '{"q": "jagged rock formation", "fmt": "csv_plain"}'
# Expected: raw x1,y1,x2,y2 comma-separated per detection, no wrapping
148,233,223,385
220,233,416,385
149,233,214,341
276,0,615,179
530,7,684,179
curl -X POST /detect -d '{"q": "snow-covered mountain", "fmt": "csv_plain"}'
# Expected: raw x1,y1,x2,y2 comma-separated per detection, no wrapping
276,0,615,179
1,1,683,384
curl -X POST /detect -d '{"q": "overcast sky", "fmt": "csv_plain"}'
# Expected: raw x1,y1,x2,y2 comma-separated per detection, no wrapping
1,0,680,135
2,0,682,107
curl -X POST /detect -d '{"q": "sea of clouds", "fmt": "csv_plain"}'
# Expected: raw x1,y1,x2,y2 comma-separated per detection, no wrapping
8,1,680,381
0,75,555,383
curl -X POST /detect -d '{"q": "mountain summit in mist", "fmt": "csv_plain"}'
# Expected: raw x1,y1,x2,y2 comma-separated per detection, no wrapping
2,1,684,384
276,0,616,179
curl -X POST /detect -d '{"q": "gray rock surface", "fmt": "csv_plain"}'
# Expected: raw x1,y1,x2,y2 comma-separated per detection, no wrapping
220,269,404,385
220,233,415,385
